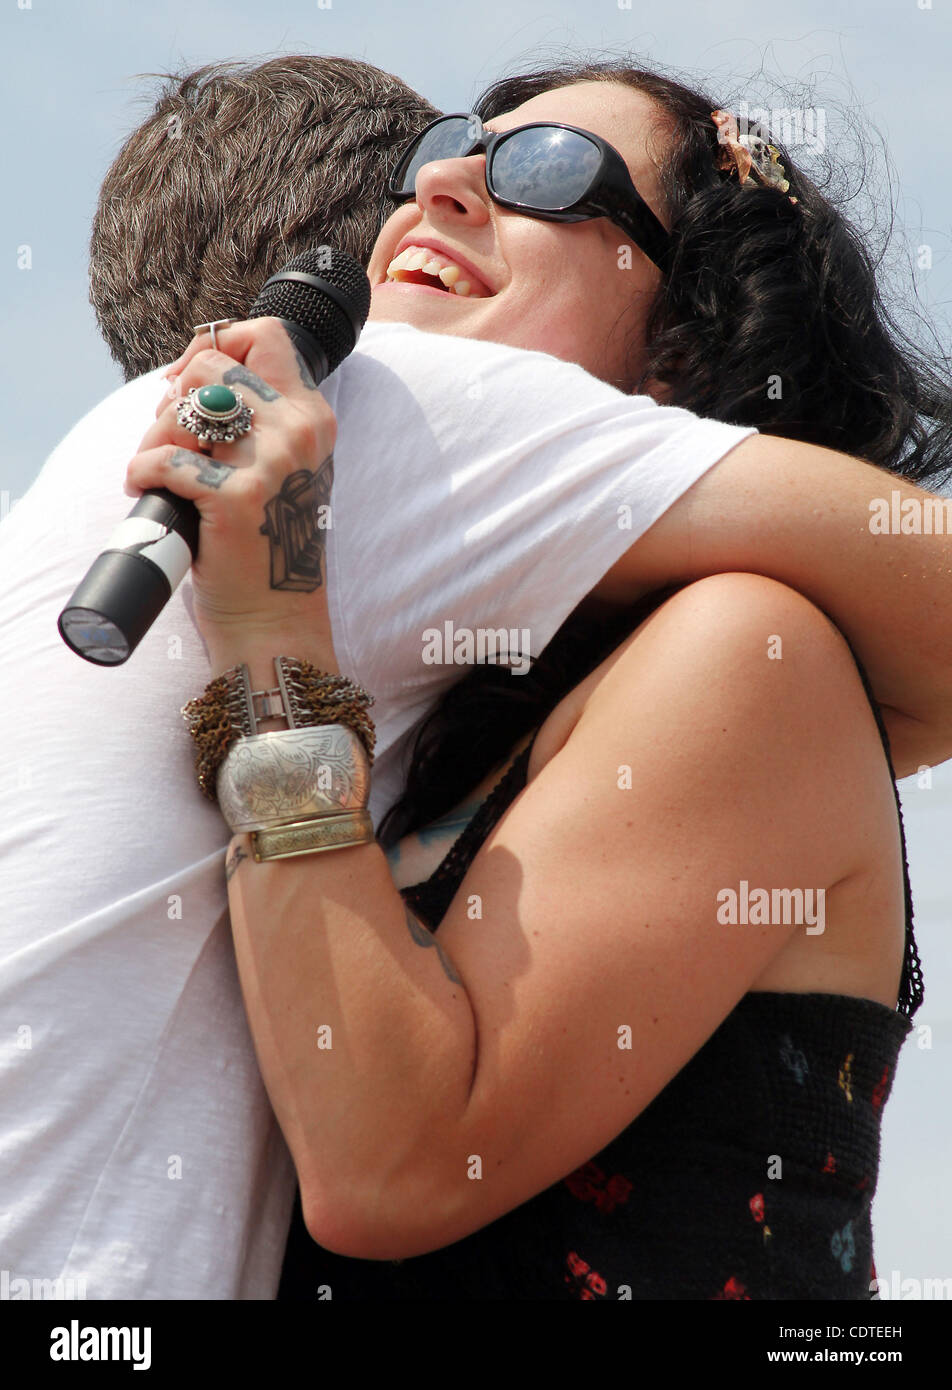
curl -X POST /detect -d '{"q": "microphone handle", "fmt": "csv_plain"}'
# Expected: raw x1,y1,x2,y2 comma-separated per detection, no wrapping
58,489,199,666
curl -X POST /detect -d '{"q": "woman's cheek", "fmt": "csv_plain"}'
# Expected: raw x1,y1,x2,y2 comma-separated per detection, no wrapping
367,207,414,284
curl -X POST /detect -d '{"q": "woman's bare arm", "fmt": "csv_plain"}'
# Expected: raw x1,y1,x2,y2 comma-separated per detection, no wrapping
225,573,889,1260
593,434,952,777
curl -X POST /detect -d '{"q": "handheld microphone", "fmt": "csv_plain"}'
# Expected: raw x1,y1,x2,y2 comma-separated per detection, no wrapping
58,247,371,665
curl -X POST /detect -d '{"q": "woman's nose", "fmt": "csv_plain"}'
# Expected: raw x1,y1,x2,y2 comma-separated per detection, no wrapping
412,155,492,226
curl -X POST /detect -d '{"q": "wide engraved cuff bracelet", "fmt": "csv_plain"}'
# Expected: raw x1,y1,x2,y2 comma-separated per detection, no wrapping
217,725,371,833
251,810,375,861
181,656,376,803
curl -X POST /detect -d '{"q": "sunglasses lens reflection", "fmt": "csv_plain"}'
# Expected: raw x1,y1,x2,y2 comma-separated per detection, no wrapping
394,118,475,194
492,128,600,209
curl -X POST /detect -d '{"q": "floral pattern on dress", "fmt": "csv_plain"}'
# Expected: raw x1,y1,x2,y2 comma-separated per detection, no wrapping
779,1033,809,1083
749,1192,772,1243
872,1066,889,1111
838,1053,854,1103
712,1275,751,1300
564,1251,607,1299
564,1162,633,1214
831,1221,856,1273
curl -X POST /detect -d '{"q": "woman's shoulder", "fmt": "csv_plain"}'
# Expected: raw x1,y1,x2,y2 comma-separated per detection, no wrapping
532,573,905,1009
394,574,906,1011
529,572,863,778
395,573,863,872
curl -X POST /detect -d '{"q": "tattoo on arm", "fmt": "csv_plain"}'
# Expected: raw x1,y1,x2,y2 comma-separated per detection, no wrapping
169,446,236,490
222,364,281,402
225,845,248,882
259,455,333,591
404,906,462,985
417,799,484,847
293,346,319,390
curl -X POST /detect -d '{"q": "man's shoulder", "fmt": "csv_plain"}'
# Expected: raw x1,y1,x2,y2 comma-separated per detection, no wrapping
57,366,170,448
344,322,674,449
47,366,169,475
4,367,172,550
352,321,630,396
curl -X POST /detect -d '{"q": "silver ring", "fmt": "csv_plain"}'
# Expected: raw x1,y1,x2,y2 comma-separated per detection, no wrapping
175,384,254,446
192,319,236,352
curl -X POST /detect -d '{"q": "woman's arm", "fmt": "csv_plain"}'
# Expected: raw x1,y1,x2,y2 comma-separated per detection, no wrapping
224,572,893,1260
594,433,952,777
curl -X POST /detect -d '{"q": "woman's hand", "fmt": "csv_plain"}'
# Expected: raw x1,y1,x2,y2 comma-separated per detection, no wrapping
125,317,339,677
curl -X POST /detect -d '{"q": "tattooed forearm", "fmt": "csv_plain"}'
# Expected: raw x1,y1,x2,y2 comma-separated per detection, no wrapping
259,457,333,591
404,906,461,985
222,364,281,402
225,844,248,882
169,446,236,490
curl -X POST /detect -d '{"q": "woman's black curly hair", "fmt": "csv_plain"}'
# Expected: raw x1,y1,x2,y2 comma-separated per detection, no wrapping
377,57,952,847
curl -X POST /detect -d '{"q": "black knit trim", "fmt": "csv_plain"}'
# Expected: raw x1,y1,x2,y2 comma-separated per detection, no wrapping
836,638,924,1020
400,733,538,930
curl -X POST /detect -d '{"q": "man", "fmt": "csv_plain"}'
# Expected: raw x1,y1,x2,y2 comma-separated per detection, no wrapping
0,55,442,1301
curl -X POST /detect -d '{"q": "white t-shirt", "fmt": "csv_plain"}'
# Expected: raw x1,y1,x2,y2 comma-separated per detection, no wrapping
0,322,756,1299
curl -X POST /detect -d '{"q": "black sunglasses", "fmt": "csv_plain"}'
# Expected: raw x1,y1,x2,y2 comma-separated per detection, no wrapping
387,112,671,274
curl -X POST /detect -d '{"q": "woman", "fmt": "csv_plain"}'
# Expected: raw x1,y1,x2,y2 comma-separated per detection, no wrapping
135,60,949,1298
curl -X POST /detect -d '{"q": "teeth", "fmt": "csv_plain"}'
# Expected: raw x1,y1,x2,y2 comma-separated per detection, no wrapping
384,247,416,274
384,245,486,295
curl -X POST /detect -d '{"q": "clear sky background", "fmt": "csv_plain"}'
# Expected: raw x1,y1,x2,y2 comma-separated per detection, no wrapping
2,0,950,1289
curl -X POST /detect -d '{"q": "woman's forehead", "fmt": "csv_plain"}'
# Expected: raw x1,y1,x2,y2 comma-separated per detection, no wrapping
486,81,668,200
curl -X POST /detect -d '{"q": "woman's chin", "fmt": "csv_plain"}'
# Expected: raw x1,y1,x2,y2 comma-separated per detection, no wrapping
368,285,485,333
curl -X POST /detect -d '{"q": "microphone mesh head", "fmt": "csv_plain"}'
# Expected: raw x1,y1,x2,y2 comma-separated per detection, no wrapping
248,246,371,376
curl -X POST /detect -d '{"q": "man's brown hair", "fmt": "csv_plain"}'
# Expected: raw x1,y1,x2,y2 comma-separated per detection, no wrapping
89,54,439,379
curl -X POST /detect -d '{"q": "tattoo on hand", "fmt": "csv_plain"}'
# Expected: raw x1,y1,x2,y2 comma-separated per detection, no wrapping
169,446,236,490
222,364,281,402
404,906,461,985
293,346,319,390
259,455,333,591
225,845,248,882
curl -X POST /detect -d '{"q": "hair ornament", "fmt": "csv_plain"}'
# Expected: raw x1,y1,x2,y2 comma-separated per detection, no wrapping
711,110,799,205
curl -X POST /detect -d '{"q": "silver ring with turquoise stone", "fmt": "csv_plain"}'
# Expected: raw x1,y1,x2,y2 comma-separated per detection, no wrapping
175,383,255,446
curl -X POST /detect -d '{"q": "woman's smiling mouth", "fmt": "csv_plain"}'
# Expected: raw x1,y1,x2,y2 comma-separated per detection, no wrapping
383,244,493,297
